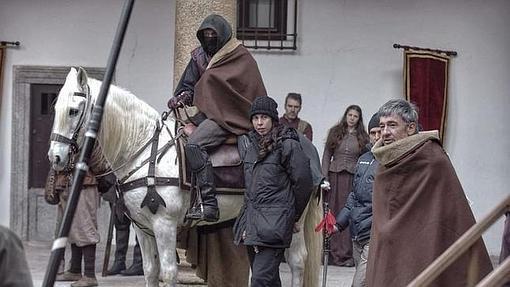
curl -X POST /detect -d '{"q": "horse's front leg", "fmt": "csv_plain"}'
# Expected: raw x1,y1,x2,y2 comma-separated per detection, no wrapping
153,216,178,287
133,225,160,287
285,226,307,287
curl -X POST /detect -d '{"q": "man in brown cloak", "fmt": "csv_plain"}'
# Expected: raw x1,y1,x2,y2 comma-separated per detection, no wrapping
168,14,265,287
168,14,267,222
366,99,493,287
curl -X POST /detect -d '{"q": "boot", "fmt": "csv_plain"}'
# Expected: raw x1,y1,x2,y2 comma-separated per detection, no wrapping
82,244,97,279
106,261,126,276
107,222,129,275
185,145,219,222
55,271,82,282
71,276,98,287
121,238,144,276
56,244,83,281
121,263,144,276
68,244,83,273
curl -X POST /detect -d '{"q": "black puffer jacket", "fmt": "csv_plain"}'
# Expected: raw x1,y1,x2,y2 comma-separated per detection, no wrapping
234,127,313,248
335,148,378,244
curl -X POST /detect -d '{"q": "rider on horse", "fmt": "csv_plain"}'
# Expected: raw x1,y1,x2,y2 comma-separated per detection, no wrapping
168,14,267,222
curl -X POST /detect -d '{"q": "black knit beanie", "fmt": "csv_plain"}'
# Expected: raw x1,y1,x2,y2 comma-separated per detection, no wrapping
368,113,380,131
250,96,279,121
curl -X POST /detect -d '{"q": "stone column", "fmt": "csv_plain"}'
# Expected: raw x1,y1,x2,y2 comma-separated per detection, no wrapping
173,0,236,89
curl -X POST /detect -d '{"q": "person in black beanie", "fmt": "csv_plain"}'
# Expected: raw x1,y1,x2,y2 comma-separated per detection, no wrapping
332,112,381,287
233,96,313,287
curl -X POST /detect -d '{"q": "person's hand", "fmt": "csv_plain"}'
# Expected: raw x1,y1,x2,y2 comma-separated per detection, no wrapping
320,180,331,191
332,225,339,234
168,95,183,109
183,123,197,136
168,91,192,109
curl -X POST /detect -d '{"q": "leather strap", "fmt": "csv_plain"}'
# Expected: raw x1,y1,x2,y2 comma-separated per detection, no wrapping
117,176,179,193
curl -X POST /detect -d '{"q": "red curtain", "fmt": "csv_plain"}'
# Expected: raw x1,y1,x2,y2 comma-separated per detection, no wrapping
404,50,450,141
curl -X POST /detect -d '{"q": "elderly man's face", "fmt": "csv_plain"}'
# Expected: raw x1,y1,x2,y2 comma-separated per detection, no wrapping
379,114,416,145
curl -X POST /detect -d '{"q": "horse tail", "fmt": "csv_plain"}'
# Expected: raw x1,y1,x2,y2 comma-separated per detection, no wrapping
302,189,322,287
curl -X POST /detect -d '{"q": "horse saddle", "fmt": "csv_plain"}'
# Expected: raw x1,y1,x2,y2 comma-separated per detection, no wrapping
177,135,245,195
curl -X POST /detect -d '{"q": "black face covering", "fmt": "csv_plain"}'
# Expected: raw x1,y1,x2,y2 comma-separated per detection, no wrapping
203,36,219,56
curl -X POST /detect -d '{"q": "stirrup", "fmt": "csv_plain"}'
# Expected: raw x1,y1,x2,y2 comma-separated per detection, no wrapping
185,205,204,220
185,205,219,222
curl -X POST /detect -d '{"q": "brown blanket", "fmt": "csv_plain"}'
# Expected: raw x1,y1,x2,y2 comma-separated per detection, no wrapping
367,132,492,287
194,39,267,135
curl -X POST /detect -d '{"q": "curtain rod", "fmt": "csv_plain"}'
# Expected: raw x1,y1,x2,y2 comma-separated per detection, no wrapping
393,43,457,56
0,41,21,47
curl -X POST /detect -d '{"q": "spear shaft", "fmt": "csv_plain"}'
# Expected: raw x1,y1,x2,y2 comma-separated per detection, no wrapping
42,1,135,286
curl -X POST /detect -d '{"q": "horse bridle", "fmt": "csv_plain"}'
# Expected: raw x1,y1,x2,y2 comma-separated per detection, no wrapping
50,86,92,169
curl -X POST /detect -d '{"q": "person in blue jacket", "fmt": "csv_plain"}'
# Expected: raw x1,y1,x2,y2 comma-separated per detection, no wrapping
333,113,381,287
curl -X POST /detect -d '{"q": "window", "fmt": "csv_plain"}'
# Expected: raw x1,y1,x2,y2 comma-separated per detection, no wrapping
237,0,298,50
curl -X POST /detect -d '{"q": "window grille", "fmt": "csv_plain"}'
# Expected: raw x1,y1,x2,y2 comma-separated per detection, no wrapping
237,0,298,50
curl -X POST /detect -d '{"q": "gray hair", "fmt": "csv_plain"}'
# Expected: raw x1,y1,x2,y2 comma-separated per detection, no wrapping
378,99,419,125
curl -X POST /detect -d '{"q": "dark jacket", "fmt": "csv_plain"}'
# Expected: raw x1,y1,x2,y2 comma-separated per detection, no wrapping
335,147,378,244
173,47,209,101
234,127,313,248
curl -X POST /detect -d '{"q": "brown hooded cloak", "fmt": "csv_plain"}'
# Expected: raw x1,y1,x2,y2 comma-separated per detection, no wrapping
194,38,267,135
366,132,492,287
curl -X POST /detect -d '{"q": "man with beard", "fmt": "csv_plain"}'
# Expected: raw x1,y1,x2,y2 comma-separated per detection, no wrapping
168,14,267,222
366,99,493,287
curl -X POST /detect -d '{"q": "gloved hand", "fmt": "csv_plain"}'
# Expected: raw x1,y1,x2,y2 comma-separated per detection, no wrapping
320,180,331,191
332,224,344,234
168,91,192,109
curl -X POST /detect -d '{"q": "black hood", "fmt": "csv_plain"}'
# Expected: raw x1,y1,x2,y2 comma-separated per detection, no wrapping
197,14,232,54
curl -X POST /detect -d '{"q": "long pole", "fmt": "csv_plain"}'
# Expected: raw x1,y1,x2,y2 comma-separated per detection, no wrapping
42,0,135,285
321,191,330,287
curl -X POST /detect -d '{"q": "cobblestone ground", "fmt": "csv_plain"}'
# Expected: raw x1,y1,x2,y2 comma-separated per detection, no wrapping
27,241,355,287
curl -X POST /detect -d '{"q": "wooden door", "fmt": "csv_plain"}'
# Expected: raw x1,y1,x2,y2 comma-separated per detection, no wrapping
28,84,60,241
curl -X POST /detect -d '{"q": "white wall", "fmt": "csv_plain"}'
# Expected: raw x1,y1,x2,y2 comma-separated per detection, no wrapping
1,0,508,255
251,0,509,256
0,0,174,224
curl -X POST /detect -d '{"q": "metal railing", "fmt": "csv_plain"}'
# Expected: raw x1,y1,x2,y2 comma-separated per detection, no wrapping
237,0,298,50
408,195,510,286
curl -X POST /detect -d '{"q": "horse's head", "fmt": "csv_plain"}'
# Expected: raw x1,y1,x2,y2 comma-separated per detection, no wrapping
48,67,93,171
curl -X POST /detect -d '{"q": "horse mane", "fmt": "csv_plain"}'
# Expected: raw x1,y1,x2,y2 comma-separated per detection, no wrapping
53,73,164,172
87,78,162,170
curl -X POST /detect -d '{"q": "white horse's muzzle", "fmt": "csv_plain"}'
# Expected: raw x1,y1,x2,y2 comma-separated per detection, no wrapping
48,142,71,171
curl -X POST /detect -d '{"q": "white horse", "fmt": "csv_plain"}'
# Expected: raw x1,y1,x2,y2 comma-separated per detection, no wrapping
47,67,321,287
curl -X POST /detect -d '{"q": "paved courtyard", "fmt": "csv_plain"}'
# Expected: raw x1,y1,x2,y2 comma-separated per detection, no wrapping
26,241,355,287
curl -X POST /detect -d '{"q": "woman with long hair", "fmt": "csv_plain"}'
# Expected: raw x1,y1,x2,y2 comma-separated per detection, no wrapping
234,96,313,286
322,105,369,267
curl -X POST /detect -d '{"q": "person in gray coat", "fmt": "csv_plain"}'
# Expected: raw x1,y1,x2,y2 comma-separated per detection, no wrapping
0,225,33,287
234,96,313,287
